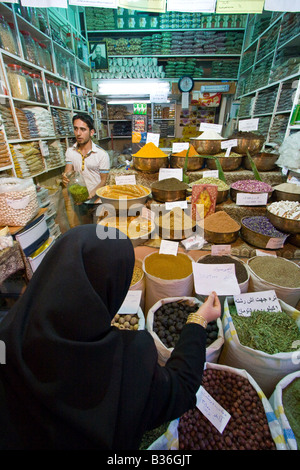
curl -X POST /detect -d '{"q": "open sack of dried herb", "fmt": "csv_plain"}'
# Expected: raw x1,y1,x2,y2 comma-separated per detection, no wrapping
146,297,223,366
270,371,300,451
147,362,286,451
219,297,300,398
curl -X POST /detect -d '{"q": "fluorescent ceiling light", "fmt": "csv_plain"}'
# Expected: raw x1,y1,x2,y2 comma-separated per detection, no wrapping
107,99,151,104
97,79,170,97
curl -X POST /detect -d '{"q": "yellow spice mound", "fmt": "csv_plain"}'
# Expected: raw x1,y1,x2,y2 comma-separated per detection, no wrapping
145,252,192,280
133,142,168,158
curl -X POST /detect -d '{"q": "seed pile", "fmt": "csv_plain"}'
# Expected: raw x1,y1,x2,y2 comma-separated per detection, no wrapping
248,256,300,288
153,300,218,348
178,368,276,450
282,378,300,449
190,177,229,191
197,255,248,283
130,266,143,286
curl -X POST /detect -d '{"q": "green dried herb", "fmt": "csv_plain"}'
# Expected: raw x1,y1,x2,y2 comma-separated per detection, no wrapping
282,378,300,449
229,304,300,355
68,183,89,204
182,146,190,184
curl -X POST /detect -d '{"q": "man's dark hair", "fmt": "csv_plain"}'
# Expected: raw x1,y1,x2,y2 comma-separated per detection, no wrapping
72,113,95,131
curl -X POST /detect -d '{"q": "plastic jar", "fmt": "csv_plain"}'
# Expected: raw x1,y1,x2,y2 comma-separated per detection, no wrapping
0,16,18,54
30,73,46,103
20,30,38,64
67,171,89,203
6,64,29,101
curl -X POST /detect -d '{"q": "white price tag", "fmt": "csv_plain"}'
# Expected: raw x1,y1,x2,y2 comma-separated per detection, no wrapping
256,249,277,257
221,139,237,149
196,386,231,434
236,192,268,206
203,170,219,178
266,237,287,249
141,207,155,221
172,142,189,153
165,200,188,210
118,290,142,314
238,118,259,132
6,196,30,210
211,244,231,256
233,290,282,316
115,175,136,185
159,240,179,256
159,168,183,181
199,122,222,134
146,133,160,147
192,262,240,296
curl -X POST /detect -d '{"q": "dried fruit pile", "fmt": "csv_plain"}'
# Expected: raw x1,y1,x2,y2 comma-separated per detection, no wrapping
178,368,276,450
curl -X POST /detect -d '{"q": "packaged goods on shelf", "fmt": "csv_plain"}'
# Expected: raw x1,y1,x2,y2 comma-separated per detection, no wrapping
51,109,73,136
10,142,45,177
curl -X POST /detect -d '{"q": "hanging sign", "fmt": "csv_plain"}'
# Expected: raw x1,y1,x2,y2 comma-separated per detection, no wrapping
201,85,230,93
21,0,67,6
216,0,264,14
264,0,300,12
118,0,166,13
69,0,117,5
167,0,216,12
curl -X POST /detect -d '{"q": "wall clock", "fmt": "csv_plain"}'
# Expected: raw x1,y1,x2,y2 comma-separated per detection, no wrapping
178,76,194,93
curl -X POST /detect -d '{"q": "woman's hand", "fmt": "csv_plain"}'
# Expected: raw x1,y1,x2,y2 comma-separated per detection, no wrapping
196,291,221,324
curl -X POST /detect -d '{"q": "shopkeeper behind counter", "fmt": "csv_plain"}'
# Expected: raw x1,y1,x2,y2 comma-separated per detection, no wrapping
62,113,110,224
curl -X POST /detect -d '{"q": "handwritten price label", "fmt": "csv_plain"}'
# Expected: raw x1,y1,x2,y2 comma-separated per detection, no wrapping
196,385,231,434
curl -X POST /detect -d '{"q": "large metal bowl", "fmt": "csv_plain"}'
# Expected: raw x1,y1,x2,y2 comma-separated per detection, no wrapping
266,209,300,234
206,156,243,171
169,154,204,171
133,156,169,173
97,216,155,247
151,187,187,203
232,137,264,155
273,188,300,202
96,184,151,210
216,189,229,204
288,233,300,247
190,138,223,155
240,218,287,249
231,187,273,203
155,214,196,240
204,227,240,244
243,152,279,171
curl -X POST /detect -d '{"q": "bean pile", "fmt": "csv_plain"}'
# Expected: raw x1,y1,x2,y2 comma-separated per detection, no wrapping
153,301,218,348
231,179,272,193
178,368,276,450
111,313,139,330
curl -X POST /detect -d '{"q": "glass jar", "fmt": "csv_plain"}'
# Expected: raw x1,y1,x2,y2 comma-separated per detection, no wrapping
6,64,29,101
46,78,55,105
39,42,53,71
66,32,72,51
30,73,46,103
0,16,18,54
22,69,35,101
20,30,38,65
67,171,89,203
33,38,44,67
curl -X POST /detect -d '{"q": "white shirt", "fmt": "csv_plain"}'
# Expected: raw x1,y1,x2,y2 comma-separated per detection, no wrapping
65,141,110,195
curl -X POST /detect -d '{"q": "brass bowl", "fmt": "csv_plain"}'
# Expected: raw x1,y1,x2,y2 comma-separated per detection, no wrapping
240,218,287,249
232,137,264,156
216,189,229,204
266,209,300,234
273,189,300,202
204,227,240,244
206,156,243,171
190,138,222,155
133,156,169,173
96,185,151,210
169,154,204,171
243,152,279,171
288,233,300,247
97,216,155,247
151,187,187,203
230,187,273,203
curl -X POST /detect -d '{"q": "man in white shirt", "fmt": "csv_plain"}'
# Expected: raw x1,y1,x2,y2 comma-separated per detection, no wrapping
62,114,110,224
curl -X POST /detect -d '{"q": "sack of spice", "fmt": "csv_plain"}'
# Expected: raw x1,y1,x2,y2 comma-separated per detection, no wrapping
269,371,300,450
129,259,145,312
219,297,300,398
146,296,224,366
143,252,194,313
148,362,286,450
0,177,39,226
247,256,300,307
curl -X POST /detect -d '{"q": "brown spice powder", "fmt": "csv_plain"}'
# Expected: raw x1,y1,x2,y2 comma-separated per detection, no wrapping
204,211,241,233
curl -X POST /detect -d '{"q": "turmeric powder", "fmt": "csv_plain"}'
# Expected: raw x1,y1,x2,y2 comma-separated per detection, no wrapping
133,142,168,158
173,145,199,157
144,252,193,280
